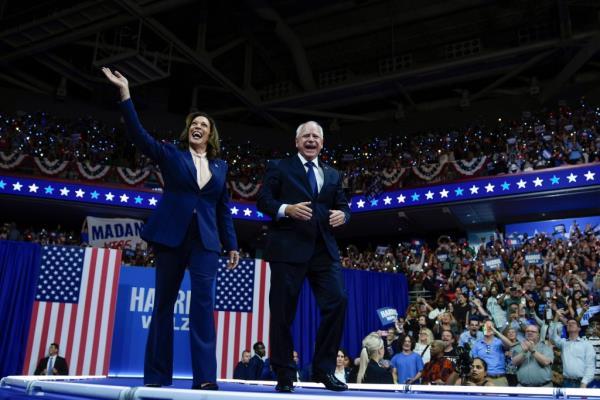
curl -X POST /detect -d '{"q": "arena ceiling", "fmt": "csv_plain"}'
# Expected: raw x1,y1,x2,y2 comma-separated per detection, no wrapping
1,0,600,131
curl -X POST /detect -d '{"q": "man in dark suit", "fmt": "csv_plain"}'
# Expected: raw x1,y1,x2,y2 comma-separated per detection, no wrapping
257,121,350,393
34,343,69,375
233,350,252,380
247,341,266,379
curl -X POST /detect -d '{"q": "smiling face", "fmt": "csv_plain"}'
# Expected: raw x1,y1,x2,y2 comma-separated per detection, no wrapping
188,115,211,152
295,122,323,161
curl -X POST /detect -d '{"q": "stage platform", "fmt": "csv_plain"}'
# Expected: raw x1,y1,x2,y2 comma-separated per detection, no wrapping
1,375,599,400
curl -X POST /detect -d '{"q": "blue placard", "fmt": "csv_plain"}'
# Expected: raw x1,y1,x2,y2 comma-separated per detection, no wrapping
376,307,398,326
525,252,543,265
109,266,194,377
484,258,503,271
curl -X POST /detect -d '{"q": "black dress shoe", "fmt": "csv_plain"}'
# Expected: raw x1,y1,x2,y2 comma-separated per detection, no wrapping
275,381,294,393
314,373,347,391
191,382,219,390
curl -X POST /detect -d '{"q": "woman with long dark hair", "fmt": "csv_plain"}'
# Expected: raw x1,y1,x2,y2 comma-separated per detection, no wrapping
102,67,239,391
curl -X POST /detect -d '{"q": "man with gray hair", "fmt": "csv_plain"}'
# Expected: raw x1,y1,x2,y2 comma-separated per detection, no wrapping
258,121,350,393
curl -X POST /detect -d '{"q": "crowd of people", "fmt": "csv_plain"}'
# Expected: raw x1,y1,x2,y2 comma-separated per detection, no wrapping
2,100,600,197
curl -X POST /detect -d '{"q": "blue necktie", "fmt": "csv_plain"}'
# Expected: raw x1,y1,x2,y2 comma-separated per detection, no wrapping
305,161,318,197
47,357,54,375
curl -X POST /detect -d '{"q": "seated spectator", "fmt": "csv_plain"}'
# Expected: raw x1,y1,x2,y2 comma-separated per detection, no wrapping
334,349,351,384
454,357,495,386
233,350,252,380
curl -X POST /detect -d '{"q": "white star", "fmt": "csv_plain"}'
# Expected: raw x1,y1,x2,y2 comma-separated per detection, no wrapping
148,197,158,206
517,179,527,189
584,170,596,181
357,199,365,208
60,187,70,196
105,192,114,201
397,194,406,203
75,189,85,198
383,196,392,205
230,206,239,215
28,183,39,193
120,194,129,203
425,190,434,200
243,208,252,216
533,177,543,187
567,173,577,183
469,185,479,195
13,182,23,191
439,189,449,198
484,183,495,193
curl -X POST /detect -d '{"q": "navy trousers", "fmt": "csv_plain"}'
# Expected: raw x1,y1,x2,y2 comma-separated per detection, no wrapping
268,236,347,382
144,218,219,386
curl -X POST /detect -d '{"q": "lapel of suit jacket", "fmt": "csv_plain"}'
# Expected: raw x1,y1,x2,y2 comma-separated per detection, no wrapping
183,150,200,190
291,155,314,199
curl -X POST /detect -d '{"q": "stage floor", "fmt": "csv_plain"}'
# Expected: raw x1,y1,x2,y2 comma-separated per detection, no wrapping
1,375,598,400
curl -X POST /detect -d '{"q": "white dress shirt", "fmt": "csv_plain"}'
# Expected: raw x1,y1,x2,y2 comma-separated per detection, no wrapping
550,322,596,385
189,149,212,189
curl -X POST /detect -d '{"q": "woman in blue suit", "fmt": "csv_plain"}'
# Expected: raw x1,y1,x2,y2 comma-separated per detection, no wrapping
102,68,239,390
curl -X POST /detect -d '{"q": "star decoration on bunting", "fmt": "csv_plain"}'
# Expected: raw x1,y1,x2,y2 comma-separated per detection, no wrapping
439,189,449,198
357,199,365,208
397,194,406,203
550,175,560,185
28,183,39,193
45,185,54,194
148,197,158,206
230,206,239,215
243,208,252,216
75,189,85,198
567,173,577,183
584,170,596,181
90,191,99,199
120,194,129,203
501,182,510,190
517,179,527,189
134,196,143,204
0,180,5,189
485,183,495,193
425,191,434,200
411,193,420,202
533,177,543,187
13,182,23,191
105,192,114,201
455,187,464,196
383,196,392,205
469,185,479,195
59,187,69,196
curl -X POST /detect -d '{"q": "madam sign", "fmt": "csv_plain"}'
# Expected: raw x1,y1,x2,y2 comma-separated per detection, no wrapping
86,216,146,250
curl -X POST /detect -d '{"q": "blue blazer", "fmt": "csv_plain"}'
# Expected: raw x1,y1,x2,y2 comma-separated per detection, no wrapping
119,99,237,251
256,155,350,263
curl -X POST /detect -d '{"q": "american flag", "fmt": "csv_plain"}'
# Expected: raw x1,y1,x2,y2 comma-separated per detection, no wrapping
214,258,270,379
22,246,121,375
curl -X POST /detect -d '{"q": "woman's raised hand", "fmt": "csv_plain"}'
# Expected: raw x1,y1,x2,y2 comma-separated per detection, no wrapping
101,67,130,101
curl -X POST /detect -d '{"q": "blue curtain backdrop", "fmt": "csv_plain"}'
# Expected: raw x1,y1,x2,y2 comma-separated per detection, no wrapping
0,241,41,377
292,269,408,366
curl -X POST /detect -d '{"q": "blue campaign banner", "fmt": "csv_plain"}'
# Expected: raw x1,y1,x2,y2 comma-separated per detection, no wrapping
376,307,398,327
505,215,600,241
108,266,194,378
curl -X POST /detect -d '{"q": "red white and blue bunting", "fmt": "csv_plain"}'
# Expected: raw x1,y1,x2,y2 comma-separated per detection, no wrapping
76,161,111,180
453,156,487,176
33,157,70,176
381,167,407,187
0,151,27,169
230,181,261,199
412,160,447,181
116,166,152,185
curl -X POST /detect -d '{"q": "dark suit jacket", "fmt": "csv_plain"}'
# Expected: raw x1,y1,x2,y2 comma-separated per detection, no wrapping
247,354,264,380
119,99,237,251
256,156,350,263
34,356,68,375
233,362,251,380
